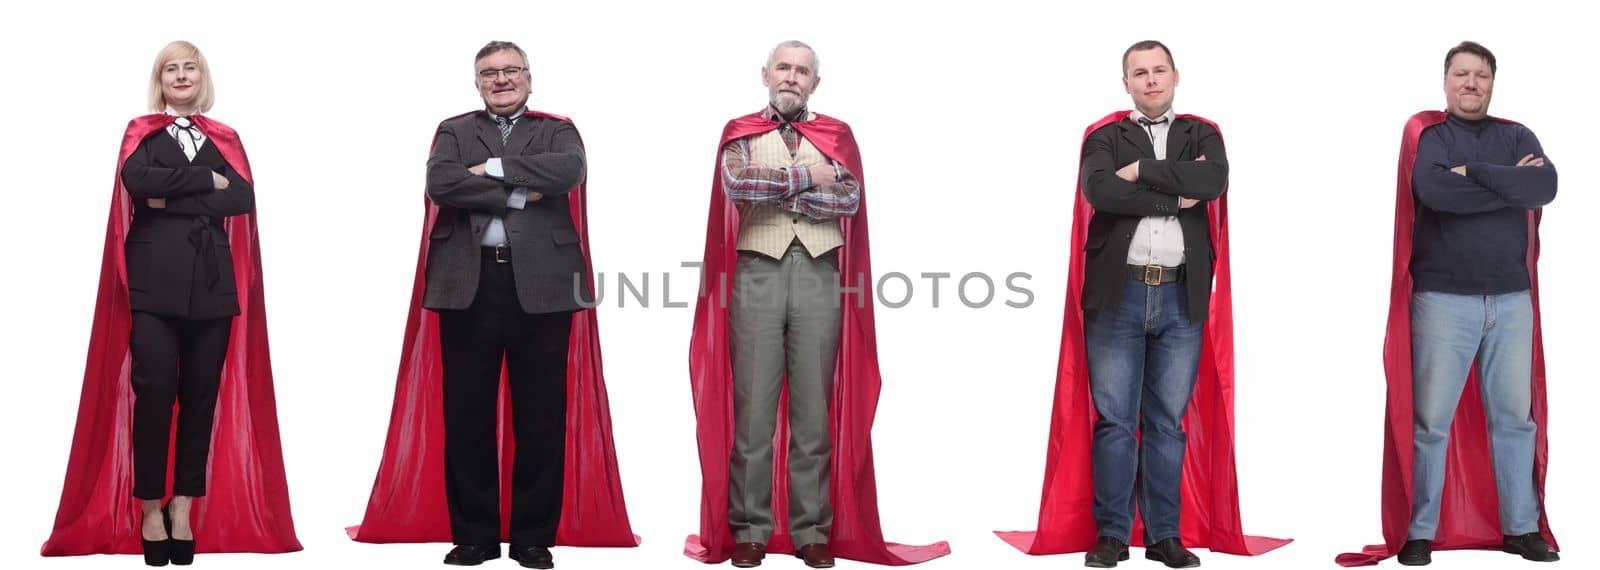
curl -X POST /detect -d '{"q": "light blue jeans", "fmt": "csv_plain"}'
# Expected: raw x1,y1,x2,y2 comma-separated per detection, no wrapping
1408,290,1540,540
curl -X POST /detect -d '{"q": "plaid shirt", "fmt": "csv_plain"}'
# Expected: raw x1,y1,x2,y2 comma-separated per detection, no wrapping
720,106,860,220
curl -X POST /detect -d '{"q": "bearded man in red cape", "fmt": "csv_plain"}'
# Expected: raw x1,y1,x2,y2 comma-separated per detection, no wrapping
684,40,949,568
998,40,1287,568
1336,41,1558,568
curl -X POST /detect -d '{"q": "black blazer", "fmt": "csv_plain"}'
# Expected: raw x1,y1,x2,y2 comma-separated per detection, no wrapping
423,112,590,314
1080,116,1228,323
120,131,254,320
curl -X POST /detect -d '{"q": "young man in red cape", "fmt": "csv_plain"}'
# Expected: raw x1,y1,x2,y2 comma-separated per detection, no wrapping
685,40,949,568
1336,41,1558,568
348,41,636,569
997,40,1286,568
42,114,300,556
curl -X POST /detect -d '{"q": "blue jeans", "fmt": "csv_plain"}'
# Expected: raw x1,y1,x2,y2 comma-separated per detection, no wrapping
1408,290,1540,540
1086,278,1204,543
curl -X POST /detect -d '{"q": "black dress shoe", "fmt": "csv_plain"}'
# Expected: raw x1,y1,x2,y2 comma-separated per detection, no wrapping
1145,538,1200,568
142,505,172,567
443,544,502,566
163,503,195,566
1504,533,1560,562
140,536,172,567
1085,536,1129,568
509,544,555,569
1397,539,1431,566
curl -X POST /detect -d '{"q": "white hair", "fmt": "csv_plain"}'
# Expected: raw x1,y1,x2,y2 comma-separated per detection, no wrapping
766,40,820,76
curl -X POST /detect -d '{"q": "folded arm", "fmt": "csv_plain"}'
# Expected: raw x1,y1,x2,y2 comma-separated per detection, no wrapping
120,140,216,199
1081,130,1182,217
1136,125,1229,200
426,124,512,214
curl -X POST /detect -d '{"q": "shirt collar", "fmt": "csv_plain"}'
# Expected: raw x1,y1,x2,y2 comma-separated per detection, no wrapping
1446,112,1489,130
164,107,201,130
1129,106,1175,126
761,104,813,126
488,105,528,124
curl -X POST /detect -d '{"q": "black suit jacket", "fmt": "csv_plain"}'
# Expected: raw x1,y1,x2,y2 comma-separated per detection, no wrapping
120,131,254,320
1080,116,1228,323
423,112,591,314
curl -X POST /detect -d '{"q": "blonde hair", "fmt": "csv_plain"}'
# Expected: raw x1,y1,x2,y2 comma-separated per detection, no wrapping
146,41,215,114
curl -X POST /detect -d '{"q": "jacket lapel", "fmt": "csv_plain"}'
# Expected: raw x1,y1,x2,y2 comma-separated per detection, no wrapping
1118,120,1157,159
502,112,538,157
1166,118,1194,161
149,128,192,165
474,112,505,157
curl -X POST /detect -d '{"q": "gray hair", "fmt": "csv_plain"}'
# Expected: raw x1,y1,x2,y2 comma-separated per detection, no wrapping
766,40,820,76
475,40,530,68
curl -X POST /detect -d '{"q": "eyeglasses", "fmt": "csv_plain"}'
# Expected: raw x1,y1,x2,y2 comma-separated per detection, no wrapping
477,66,527,81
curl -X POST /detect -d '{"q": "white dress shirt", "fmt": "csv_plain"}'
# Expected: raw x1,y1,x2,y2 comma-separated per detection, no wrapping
480,109,532,247
164,107,206,162
1125,107,1186,267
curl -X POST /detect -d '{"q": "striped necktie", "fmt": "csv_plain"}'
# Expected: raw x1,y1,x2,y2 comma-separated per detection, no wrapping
494,115,514,144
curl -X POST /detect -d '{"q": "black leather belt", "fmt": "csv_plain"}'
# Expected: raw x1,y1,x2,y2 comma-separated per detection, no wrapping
1127,264,1184,285
482,244,511,264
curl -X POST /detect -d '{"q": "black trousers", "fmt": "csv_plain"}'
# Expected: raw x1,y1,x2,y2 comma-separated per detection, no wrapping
129,311,232,500
437,254,573,547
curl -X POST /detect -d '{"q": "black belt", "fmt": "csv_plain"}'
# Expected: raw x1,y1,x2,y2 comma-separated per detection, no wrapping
1127,264,1184,285
482,244,511,264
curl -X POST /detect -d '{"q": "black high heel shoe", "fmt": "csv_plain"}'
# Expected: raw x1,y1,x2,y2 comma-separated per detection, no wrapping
162,502,196,566
141,508,171,567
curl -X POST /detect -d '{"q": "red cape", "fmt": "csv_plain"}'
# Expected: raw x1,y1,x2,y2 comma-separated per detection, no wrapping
1335,111,1555,566
683,112,950,565
42,115,301,556
997,111,1288,556
348,110,638,547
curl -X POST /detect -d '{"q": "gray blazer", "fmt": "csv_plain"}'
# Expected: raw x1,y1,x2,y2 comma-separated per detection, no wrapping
422,111,592,314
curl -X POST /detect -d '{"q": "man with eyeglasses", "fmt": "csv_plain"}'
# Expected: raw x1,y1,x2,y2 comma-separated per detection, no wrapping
423,40,591,569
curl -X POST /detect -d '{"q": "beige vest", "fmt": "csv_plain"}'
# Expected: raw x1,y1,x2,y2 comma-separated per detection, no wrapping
734,129,845,259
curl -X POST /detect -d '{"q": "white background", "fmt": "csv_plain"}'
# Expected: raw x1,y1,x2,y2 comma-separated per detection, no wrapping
0,1,1593,569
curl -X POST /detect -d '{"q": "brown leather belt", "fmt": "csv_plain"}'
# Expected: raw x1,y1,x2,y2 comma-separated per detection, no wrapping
482,244,511,264
1127,264,1184,286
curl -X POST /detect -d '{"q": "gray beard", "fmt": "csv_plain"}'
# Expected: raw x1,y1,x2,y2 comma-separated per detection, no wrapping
771,93,805,116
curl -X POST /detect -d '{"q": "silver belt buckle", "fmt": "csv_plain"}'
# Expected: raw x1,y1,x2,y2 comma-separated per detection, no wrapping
494,243,511,264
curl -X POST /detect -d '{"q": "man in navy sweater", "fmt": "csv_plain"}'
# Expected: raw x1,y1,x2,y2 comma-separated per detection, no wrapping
1399,41,1559,566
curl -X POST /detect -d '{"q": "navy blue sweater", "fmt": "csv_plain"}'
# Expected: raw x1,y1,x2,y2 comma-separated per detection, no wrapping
1411,114,1557,294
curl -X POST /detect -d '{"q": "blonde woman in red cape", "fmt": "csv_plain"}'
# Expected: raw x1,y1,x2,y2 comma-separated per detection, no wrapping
41,41,300,566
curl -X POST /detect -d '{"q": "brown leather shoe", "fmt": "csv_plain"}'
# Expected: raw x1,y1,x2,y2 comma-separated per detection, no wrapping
731,542,765,568
797,543,835,569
